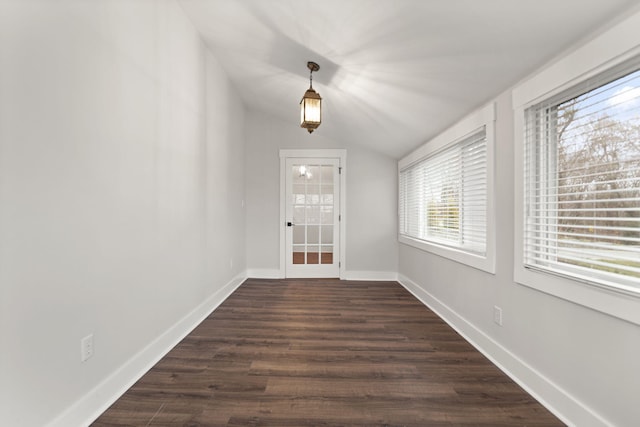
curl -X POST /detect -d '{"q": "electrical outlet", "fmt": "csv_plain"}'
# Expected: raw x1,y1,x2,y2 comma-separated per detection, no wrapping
81,333,94,362
229,258,233,270
493,306,503,326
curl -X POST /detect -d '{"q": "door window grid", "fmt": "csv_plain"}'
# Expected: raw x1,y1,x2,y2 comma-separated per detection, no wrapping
292,164,334,264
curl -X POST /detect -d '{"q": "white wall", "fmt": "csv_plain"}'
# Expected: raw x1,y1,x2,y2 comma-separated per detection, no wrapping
245,110,398,279
5,1,636,426
0,1,246,425
399,89,640,425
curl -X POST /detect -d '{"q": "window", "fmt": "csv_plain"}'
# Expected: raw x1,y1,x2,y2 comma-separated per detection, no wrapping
398,103,495,273
524,58,640,295
513,10,640,325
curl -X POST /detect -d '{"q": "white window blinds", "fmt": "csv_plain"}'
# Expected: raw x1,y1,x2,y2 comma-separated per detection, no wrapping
399,127,487,255
524,58,640,293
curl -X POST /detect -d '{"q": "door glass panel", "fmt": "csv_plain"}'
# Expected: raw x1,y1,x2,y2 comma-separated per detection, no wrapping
293,166,307,183
321,185,333,201
321,206,333,224
293,206,305,224
307,245,320,264
293,226,305,245
307,225,320,244
321,225,333,244
307,167,320,205
293,183,305,204
292,245,305,264
307,190,320,205
308,166,320,182
307,206,320,224
322,165,333,184
321,246,333,264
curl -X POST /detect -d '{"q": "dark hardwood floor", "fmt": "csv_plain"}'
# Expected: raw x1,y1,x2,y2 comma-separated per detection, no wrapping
93,278,564,426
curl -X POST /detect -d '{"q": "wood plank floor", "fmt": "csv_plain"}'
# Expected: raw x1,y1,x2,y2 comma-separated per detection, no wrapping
93,279,564,426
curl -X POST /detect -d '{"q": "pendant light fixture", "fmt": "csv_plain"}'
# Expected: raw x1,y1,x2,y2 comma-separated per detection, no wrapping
300,61,322,133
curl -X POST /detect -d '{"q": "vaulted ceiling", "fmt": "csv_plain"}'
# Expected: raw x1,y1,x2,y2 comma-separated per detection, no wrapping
179,0,640,158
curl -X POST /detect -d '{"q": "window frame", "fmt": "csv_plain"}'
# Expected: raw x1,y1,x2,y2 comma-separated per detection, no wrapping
513,9,640,326
398,103,496,274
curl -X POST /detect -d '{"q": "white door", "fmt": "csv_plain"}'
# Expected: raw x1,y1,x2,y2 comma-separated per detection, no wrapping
285,158,340,278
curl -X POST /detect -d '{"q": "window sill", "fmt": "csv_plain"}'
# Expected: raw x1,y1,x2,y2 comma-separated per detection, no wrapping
399,234,495,274
514,264,640,326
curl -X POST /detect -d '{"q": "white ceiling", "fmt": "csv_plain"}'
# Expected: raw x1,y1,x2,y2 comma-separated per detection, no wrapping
179,0,640,158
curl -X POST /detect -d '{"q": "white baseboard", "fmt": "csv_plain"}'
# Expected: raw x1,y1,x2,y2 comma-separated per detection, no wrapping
246,268,283,279
343,271,398,281
47,272,247,427
398,274,609,427
247,269,397,281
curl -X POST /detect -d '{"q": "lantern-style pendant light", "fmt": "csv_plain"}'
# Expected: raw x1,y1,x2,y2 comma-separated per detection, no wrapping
300,61,321,133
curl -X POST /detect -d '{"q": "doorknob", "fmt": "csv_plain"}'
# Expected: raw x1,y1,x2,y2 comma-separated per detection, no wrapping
287,222,295,227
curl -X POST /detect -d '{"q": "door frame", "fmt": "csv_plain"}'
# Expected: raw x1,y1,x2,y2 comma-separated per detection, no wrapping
279,149,346,279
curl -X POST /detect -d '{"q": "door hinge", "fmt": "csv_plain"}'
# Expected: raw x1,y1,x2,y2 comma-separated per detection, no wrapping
339,214,341,221
339,261,341,267
338,167,342,175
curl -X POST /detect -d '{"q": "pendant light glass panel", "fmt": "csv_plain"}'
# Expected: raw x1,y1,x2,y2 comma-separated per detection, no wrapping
300,88,321,132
